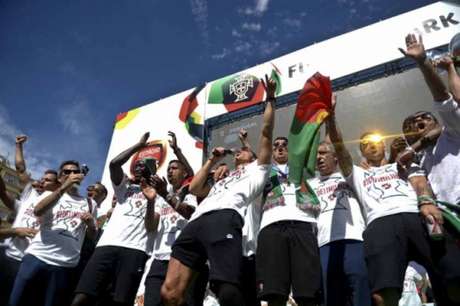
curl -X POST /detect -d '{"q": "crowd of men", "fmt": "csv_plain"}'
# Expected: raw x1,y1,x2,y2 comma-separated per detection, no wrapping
0,33,459,306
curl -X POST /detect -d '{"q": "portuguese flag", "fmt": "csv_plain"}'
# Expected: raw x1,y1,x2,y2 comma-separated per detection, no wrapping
208,73,265,112
288,72,332,210
179,84,206,148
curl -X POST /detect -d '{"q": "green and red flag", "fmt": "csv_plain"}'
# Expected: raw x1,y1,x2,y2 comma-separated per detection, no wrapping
208,73,265,112
178,84,206,149
270,63,282,96
288,72,332,211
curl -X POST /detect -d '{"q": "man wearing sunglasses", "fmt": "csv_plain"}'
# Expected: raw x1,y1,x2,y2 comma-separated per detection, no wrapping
9,160,97,306
400,33,460,208
327,94,460,306
161,76,276,306
72,132,162,306
256,132,322,306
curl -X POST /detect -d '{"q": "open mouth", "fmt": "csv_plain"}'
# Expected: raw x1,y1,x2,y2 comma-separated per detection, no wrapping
416,122,425,130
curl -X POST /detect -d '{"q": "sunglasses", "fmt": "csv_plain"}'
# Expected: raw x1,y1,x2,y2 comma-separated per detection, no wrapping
273,141,288,148
403,112,435,131
62,169,81,175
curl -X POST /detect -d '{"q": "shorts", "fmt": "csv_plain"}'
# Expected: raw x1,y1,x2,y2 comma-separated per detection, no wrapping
363,212,460,305
256,221,321,301
75,246,148,304
171,209,244,285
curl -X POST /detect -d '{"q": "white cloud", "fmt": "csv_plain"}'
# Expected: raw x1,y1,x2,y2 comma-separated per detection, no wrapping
189,0,210,48
283,18,301,29
238,0,270,17
234,41,252,53
232,29,242,37
259,41,280,56
242,22,262,32
211,48,231,60
0,105,54,180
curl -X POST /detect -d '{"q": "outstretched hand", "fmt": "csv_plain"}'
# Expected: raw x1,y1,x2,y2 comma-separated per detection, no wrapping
139,132,150,147
210,147,226,163
399,34,426,64
16,135,28,145
261,74,277,100
168,131,178,150
140,178,157,202
239,128,248,141
151,175,168,198
434,55,454,71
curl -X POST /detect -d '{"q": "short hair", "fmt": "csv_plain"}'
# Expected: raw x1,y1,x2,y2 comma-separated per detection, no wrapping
402,111,439,132
274,136,288,144
318,141,335,154
168,159,185,167
59,160,80,171
44,169,58,177
94,181,108,196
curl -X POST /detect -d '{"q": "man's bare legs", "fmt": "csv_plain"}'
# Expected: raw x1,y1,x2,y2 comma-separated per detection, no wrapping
161,257,194,306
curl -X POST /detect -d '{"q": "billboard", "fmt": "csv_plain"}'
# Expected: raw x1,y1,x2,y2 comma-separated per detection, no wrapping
99,1,460,213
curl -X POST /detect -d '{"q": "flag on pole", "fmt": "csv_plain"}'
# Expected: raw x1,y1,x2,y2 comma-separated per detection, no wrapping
288,72,333,211
178,84,206,148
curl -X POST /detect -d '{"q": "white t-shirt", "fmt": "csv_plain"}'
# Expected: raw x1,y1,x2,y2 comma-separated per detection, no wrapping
399,264,424,306
309,172,366,247
5,183,40,261
242,197,262,257
189,161,270,222
260,164,317,231
97,175,155,254
26,191,96,267
347,164,422,225
153,193,197,260
420,97,460,205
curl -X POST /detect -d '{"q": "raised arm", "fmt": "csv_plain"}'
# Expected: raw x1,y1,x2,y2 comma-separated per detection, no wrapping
325,95,354,177
15,135,30,185
399,34,450,102
168,131,194,177
257,75,276,165
0,174,15,211
34,173,82,216
140,178,160,232
436,55,460,102
110,132,149,186
238,128,251,149
189,147,225,198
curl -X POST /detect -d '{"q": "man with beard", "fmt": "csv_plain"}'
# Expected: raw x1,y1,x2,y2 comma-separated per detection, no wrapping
72,133,161,306
143,135,207,306
308,141,370,306
160,76,276,306
327,94,460,306
256,133,322,306
9,160,97,306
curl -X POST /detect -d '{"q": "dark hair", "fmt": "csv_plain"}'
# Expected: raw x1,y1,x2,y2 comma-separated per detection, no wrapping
59,160,80,171
94,181,108,196
44,169,58,177
168,159,185,167
274,136,288,144
402,111,438,132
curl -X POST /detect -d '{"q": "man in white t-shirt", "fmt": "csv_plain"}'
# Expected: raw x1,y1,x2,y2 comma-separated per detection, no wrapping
0,169,60,306
256,135,321,306
308,141,370,306
144,159,208,306
327,95,460,306
399,33,460,305
9,160,97,306
72,132,160,306
161,76,276,306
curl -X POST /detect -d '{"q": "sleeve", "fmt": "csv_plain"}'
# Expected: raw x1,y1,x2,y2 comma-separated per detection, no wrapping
247,162,271,201
182,194,198,208
112,175,129,202
407,163,426,179
433,95,460,138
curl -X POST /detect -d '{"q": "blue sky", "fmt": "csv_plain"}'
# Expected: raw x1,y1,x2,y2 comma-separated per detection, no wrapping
0,0,434,187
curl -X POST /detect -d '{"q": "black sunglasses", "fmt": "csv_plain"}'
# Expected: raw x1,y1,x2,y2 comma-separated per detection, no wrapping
273,141,288,148
62,169,81,175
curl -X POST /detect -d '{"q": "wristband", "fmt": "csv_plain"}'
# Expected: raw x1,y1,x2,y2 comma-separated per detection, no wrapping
417,195,436,207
